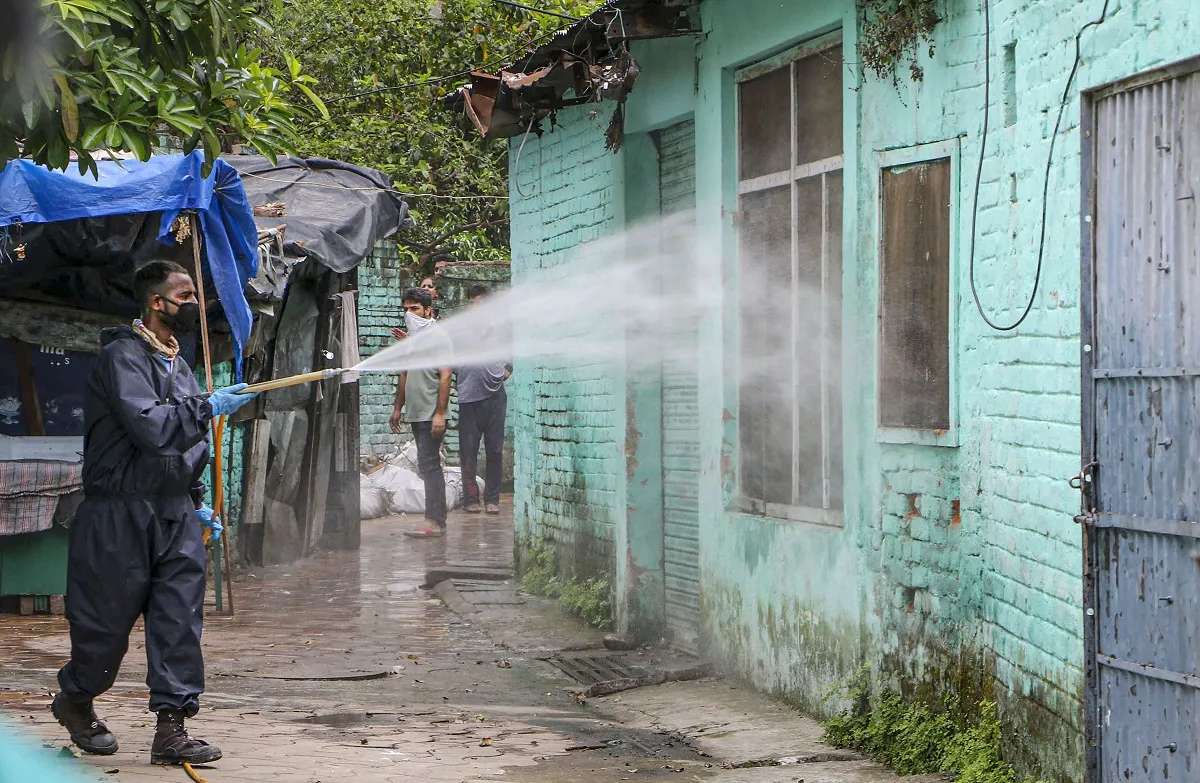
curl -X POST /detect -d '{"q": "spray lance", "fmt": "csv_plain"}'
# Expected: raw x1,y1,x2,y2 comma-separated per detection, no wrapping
180,368,352,406
234,366,351,394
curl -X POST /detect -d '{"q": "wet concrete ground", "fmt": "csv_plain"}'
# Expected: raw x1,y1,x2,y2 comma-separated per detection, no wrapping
0,503,938,782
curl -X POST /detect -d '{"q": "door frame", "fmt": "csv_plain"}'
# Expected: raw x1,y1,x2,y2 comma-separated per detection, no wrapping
1079,53,1200,783
1078,71,1099,783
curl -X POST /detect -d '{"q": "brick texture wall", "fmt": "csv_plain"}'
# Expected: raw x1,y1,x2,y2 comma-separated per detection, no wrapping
853,0,1099,770
202,361,246,532
508,106,624,578
358,241,414,456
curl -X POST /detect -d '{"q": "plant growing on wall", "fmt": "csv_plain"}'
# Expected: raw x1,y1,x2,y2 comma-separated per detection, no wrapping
823,668,1049,783
520,538,612,629
858,0,941,83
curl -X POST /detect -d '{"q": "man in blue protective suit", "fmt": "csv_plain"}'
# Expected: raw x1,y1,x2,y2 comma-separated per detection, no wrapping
51,260,257,766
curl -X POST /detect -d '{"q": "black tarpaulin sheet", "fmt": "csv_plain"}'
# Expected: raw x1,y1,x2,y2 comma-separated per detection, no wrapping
227,156,411,273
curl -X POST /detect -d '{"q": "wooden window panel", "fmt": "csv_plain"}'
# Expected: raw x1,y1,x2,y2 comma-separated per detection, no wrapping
879,159,952,430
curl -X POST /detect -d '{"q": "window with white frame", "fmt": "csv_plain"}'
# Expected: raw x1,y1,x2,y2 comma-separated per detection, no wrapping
736,37,843,524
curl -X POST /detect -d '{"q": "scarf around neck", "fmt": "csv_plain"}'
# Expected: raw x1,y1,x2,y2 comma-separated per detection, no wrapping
132,319,180,361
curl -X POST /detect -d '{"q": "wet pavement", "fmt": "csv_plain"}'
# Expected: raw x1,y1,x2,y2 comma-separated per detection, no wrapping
0,502,938,782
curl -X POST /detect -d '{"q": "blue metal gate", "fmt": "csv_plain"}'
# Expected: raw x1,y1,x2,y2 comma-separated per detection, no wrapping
1082,59,1200,782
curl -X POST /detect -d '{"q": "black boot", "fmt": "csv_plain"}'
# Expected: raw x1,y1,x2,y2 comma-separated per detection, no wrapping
150,709,222,766
51,692,119,755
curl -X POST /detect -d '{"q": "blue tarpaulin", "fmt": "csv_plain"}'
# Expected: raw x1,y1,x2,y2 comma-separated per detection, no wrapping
0,151,259,378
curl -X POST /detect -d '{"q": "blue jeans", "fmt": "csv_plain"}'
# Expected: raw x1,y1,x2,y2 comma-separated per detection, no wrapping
410,422,446,525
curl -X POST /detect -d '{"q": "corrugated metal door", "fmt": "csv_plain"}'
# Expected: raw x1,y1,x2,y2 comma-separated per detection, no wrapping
656,120,700,653
1083,64,1200,782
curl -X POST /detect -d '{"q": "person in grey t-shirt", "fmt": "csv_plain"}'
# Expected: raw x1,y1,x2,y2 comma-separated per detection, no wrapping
457,284,511,514
389,287,453,537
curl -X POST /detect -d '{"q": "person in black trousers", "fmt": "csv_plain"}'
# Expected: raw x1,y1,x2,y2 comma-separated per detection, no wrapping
456,285,511,514
53,260,257,765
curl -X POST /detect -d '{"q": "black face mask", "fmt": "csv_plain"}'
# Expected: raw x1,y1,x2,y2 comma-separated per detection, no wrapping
160,297,200,334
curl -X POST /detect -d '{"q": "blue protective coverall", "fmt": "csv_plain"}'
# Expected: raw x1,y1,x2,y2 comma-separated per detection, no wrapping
56,325,213,716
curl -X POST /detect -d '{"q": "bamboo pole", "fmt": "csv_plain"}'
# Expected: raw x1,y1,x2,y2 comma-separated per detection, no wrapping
221,420,235,613
190,214,234,615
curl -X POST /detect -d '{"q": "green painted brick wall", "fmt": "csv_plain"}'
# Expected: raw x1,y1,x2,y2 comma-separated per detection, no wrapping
508,105,625,580
505,1,1200,780
358,241,413,456
201,361,246,533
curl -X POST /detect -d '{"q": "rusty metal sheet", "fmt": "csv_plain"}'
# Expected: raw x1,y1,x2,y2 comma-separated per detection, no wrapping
501,66,555,89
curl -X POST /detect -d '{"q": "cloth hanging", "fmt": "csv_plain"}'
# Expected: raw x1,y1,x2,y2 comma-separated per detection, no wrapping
333,291,360,383
0,460,82,536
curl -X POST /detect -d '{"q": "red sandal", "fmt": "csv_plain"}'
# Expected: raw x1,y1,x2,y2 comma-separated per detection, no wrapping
403,525,446,538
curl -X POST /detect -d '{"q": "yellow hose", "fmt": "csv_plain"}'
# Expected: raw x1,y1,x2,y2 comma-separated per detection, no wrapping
183,762,212,783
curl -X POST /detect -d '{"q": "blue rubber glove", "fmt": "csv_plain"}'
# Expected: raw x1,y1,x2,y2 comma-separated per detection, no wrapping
208,383,259,416
196,505,223,542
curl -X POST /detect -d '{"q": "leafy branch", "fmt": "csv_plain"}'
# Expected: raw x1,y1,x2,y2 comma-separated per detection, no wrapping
2,0,328,174
256,0,597,264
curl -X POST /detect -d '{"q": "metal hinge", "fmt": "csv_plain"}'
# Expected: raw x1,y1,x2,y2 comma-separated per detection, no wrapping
1070,462,1097,525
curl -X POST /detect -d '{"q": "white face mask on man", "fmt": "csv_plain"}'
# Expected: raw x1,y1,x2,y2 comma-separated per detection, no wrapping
404,311,432,334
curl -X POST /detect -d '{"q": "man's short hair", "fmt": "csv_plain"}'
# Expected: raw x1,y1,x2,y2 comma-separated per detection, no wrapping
466,284,489,299
403,287,433,309
134,260,190,310
431,253,452,265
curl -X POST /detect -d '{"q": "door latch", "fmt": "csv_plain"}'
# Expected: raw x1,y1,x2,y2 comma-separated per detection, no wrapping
1070,462,1097,525
1069,462,1097,490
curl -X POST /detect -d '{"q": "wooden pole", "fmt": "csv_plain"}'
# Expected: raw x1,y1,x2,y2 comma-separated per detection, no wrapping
190,214,235,615
10,339,46,436
222,424,235,613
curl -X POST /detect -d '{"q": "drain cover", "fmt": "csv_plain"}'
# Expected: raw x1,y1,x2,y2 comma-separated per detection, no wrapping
450,579,525,605
546,654,648,685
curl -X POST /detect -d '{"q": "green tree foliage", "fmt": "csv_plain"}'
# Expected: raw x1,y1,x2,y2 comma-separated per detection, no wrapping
2,0,327,174
259,0,596,266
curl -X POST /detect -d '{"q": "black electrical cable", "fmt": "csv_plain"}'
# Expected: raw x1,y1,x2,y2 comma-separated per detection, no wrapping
968,0,1110,331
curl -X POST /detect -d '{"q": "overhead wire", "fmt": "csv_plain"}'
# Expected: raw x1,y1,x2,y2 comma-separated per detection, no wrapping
235,170,508,199
968,0,1111,331
511,122,538,198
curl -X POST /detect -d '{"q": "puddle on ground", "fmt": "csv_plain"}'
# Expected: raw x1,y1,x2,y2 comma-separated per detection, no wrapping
298,711,407,727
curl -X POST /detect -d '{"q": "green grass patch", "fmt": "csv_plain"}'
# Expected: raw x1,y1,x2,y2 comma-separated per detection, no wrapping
520,538,612,630
822,667,1045,783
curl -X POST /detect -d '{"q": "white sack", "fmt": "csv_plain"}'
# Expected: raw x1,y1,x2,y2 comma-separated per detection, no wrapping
361,444,484,516
359,482,390,520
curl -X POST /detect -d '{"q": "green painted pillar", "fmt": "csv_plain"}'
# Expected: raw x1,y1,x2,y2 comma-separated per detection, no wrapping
615,132,667,641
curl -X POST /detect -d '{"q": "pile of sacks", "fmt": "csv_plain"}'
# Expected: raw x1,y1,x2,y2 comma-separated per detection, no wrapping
360,442,481,519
